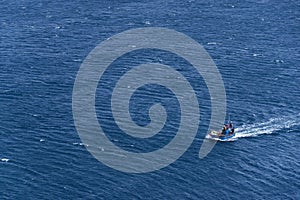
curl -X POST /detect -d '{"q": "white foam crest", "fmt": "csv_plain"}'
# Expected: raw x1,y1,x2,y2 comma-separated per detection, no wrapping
1,158,9,162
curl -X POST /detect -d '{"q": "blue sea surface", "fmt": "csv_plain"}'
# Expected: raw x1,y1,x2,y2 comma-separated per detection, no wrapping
0,0,299,199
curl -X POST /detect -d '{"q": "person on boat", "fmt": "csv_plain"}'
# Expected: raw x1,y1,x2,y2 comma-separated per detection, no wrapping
231,127,235,134
225,128,230,135
229,122,234,134
221,122,234,136
221,124,227,135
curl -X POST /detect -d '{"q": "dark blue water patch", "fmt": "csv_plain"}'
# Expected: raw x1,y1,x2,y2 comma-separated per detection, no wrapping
129,84,180,128
1,0,299,199
95,48,210,152
100,84,180,153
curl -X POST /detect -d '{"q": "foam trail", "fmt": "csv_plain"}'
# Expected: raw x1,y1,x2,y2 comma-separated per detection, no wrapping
234,114,300,139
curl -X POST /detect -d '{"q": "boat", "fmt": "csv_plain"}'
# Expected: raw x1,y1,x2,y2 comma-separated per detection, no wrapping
206,121,236,141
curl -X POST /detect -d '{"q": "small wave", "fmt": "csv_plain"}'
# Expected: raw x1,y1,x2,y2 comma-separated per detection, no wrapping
234,114,300,139
1,158,9,162
144,20,151,25
207,42,217,45
73,142,85,146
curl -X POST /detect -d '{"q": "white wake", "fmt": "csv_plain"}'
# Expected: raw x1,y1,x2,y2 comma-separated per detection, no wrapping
234,114,300,139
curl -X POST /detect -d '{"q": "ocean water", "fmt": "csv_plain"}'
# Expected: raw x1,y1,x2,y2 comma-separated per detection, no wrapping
1,0,300,199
